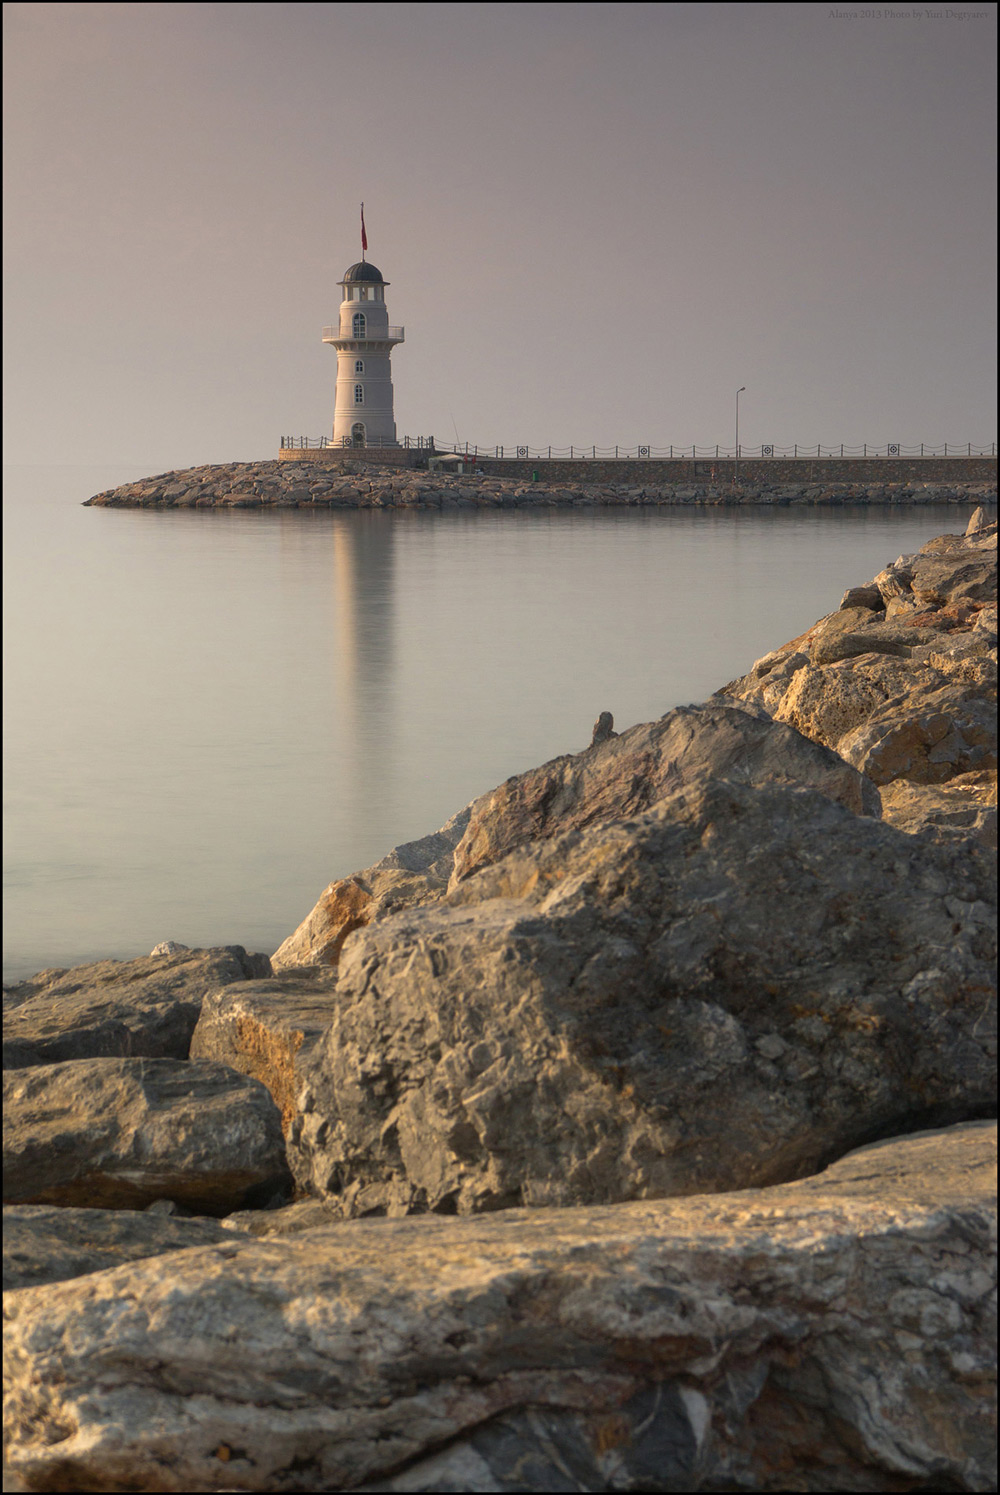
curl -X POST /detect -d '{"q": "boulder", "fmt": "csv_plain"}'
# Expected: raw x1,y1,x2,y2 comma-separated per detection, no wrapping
289,778,995,1216
190,969,341,1132
3,1204,234,1291
271,807,471,971
4,1124,994,1493
2,946,272,1069
3,1057,292,1215
449,700,880,889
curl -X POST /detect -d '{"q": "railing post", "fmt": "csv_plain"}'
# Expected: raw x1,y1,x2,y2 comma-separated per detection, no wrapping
615,445,618,458
944,443,947,456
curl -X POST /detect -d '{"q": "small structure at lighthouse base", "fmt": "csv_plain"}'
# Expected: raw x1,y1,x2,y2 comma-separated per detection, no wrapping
322,261,404,448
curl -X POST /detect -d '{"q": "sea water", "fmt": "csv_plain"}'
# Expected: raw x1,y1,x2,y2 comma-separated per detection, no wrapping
2,464,982,979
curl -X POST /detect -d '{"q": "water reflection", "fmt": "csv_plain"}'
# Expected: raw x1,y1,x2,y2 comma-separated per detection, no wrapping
330,513,396,849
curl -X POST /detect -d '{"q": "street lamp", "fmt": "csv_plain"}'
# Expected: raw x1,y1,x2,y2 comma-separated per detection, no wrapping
735,387,746,488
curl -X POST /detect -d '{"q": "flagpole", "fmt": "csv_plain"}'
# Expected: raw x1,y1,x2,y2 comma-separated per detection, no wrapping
361,201,366,263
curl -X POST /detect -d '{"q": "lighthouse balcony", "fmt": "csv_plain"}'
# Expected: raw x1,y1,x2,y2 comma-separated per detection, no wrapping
323,326,404,345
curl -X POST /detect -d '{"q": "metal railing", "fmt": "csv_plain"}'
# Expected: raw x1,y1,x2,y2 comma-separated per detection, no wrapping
321,326,405,343
280,435,435,450
419,442,997,461
280,437,996,459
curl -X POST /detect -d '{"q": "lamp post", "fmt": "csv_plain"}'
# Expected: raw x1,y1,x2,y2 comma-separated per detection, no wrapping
734,387,746,489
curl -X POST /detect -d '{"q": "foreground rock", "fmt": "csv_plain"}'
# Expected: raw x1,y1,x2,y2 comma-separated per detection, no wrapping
721,520,997,842
5,1123,994,1492
3,1058,292,1215
272,704,878,971
3,1205,234,1291
190,969,342,1132
2,946,271,1069
289,777,995,1214
449,699,880,887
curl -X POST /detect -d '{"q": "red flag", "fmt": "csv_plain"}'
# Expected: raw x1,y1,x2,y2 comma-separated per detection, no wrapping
361,203,368,255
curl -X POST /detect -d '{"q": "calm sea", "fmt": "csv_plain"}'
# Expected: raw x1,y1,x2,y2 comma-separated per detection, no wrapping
2,464,984,980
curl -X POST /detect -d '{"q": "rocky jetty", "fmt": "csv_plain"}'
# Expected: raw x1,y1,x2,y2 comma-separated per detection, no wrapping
4,518,996,1492
82,458,998,510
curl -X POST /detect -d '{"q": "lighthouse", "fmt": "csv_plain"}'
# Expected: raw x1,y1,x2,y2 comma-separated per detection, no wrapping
323,256,404,449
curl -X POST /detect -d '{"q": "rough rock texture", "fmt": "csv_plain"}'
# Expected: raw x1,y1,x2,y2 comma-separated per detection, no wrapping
4,1124,994,1493
3,1205,234,1291
720,523,997,842
878,771,997,848
271,807,471,971
449,699,881,888
190,970,342,1133
288,777,995,1216
82,457,997,511
2,1058,292,1215
2,946,271,1069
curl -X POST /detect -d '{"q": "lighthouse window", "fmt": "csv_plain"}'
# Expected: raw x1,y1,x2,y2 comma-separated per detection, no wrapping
352,312,366,337
355,360,364,374
354,384,364,404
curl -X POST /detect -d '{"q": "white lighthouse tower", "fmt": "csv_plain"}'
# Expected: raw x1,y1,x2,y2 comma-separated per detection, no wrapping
323,250,404,448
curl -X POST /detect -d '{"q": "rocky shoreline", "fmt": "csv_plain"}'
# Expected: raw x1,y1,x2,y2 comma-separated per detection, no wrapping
83,458,998,510
4,513,997,1492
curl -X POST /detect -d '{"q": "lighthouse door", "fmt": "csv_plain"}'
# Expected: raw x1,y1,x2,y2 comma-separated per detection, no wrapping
351,422,366,448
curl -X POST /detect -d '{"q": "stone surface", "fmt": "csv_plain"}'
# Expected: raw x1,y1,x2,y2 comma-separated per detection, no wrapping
4,1124,994,1492
288,777,995,1216
879,770,997,847
82,457,997,512
837,676,997,786
3,1057,292,1215
449,700,881,890
3,1204,234,1291
189,969,341,1132
2,946,272,1069
271,806,471,970
719,523,997,840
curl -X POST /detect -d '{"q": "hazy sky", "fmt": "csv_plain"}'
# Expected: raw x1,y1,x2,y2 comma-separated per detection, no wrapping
4,1,996,470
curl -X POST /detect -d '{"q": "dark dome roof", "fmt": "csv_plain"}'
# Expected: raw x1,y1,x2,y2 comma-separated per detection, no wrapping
341,261,384,283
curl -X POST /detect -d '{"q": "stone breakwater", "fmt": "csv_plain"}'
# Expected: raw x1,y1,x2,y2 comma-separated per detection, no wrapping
83,458,998,509
4,515,997,1493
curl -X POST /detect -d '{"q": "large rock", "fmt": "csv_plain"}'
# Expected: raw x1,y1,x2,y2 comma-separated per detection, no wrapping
271,704,879,973
449,699,880,887
190,969,341,1132
4,1123,994,1492
3,1205,234,1291
271,807,471,971
2,946,272,1069
3,1058,292,1215
288,778,995,1216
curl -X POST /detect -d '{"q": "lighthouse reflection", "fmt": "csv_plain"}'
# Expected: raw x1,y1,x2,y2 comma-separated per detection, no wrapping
330,513,396,847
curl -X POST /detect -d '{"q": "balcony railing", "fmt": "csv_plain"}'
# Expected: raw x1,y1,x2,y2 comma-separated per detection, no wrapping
322,326,405,344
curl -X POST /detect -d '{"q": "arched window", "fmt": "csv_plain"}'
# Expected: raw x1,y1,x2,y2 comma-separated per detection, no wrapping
354,384,364,404
354,359,364,374
352,312,366,338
